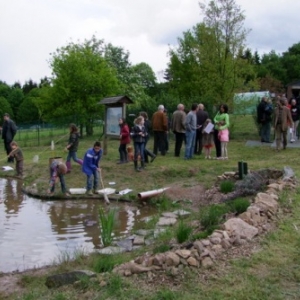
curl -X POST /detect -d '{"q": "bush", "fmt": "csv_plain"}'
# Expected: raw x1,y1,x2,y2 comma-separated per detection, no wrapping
175,221,192,243
227,198,251,214
220,180,235,193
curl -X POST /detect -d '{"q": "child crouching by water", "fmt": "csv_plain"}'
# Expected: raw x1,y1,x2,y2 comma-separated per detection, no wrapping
47,160,69,196
9,141,24,178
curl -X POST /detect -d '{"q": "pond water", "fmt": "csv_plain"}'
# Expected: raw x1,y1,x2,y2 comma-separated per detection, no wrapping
0,178,156,273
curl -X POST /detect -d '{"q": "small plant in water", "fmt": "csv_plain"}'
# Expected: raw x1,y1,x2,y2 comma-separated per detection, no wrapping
220,180,235,193
176,220,192,243
99,207,116,247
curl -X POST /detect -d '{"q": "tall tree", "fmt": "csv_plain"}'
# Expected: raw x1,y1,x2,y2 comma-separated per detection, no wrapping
49,37,120,135
168,0,251,106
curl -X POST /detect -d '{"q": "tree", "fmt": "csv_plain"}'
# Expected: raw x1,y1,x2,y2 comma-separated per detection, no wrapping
7,88,24,121
0,96,13,119
168,0,252,106
49,37,120,135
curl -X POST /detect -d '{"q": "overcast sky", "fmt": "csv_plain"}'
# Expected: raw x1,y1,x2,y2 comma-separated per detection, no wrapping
1,0,300,85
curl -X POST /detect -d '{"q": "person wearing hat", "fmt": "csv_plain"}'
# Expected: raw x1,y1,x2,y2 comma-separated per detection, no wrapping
47,160,69,196
2,113,17,163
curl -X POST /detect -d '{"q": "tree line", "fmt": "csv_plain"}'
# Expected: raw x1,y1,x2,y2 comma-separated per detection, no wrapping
1,0,300,135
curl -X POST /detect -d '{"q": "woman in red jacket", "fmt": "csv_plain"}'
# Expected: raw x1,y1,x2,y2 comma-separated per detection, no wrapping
117,117,131,164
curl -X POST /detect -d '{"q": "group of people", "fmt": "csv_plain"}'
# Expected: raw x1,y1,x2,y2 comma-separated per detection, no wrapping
115,103,231,170
171,103,230,160
257,96,298,151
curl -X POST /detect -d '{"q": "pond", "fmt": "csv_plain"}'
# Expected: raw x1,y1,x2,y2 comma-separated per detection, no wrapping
0,178,156,273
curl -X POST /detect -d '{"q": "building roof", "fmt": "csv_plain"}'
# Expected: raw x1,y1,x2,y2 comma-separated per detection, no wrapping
287,80,300,87
99,95,133,105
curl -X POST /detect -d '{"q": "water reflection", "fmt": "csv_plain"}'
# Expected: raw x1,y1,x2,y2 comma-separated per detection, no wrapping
0,178,156,273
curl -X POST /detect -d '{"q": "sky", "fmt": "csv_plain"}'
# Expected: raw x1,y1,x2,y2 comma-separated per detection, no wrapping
1,0,300,85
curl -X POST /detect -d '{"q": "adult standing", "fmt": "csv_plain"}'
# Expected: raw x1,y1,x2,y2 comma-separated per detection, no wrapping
289,98,300,142
213,104,229,159
2,113,17,163
184,103,198,160
152,104,168,156
171,104,186,157
194,103,209,155
274,98,293,151
257,97,273,143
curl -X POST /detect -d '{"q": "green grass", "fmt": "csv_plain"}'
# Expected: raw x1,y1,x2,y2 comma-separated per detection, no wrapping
220,180,235,193
2,115,300,299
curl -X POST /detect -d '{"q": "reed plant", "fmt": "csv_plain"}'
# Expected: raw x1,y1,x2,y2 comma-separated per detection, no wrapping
99,207,116,247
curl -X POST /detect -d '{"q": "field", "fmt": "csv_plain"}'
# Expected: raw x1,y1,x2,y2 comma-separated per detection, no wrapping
1,114,300,300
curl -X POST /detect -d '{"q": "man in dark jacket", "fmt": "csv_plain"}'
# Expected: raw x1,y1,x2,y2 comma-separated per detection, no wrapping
194,103,209,155
2,113,17,163
257,97,273,143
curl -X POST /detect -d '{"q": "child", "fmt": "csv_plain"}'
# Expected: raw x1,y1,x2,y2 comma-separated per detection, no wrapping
48,160,69,196
202,119,214,159
218,126,229,159
65,124,83,173
117,118,130,164
9,141,24,178
131,116,147,171
82,141,102,195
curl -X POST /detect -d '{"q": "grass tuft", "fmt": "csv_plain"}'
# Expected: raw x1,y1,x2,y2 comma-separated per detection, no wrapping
220,180,235,193
175,220,192,243
227,197,251,214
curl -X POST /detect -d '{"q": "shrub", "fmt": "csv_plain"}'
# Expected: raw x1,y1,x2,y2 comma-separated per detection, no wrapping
175,221,192,243
227,198,251,214
99,207,116,247
220,180,235,193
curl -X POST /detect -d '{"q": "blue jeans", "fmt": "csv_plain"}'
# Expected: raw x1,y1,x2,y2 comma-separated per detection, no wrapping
67,151,81,163
134,142,145,161
185,130,196,159
50,174,67,193
86,169,99,191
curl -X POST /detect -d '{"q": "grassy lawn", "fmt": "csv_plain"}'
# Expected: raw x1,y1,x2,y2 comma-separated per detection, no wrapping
1,117,300,299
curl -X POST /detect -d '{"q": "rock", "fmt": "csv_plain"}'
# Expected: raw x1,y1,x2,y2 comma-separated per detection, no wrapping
211,244,223,254
165,252,180,266
45,270,96,288
255,193,279,214
113,262,159,276
157,217,177,226
267,183,282,191
223,218,258,240
153,253,166,266
133,236,145,246
98,246,126,254
210,237,221,245
193,240,205,254
187,256,199,267
201,257,214,268
172,210,191,217
162,212,177,218
201,239,211,247
135,229,153,236
221,239,231,249
175,249,191,259
116,239,133,251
